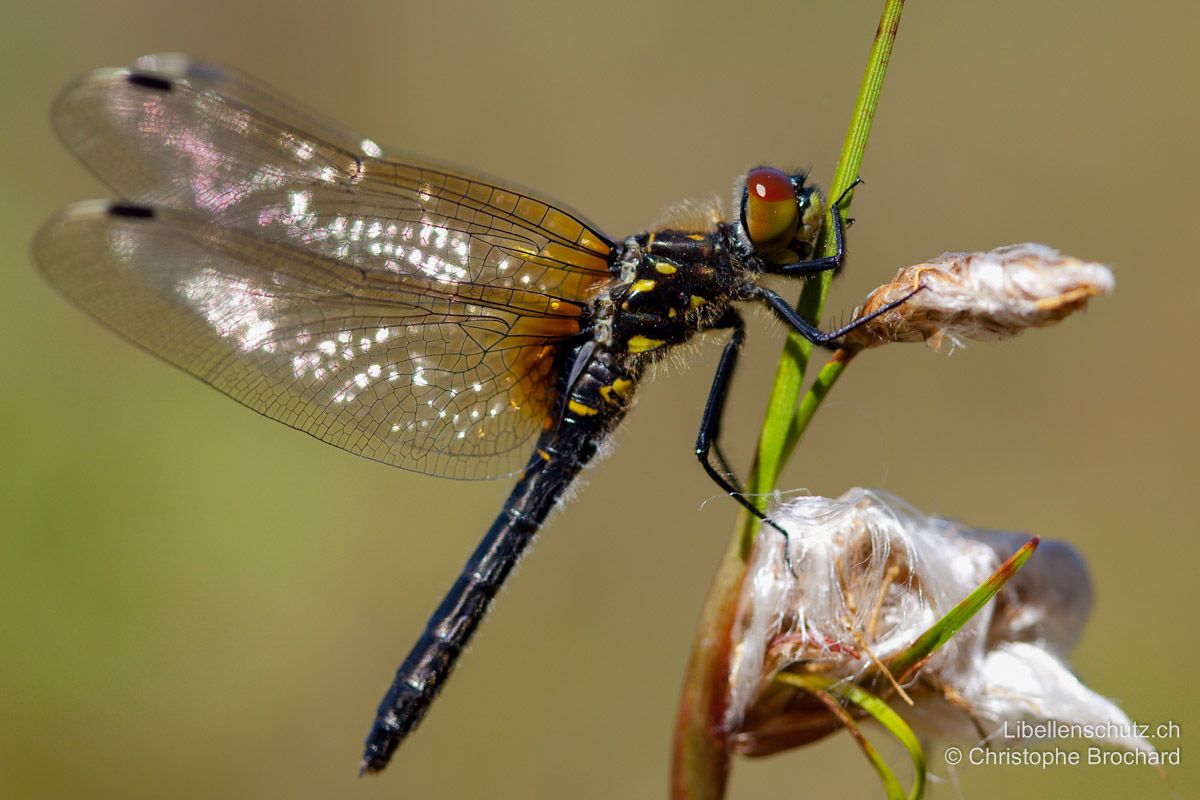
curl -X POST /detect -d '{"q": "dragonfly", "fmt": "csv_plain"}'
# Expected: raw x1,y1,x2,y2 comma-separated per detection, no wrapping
33,54,915,774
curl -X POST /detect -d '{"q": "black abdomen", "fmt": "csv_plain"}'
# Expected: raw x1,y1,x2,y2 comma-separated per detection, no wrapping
361,349,637,773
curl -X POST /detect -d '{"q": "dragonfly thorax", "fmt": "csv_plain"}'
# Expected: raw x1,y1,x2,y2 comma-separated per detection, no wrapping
597,227,752,361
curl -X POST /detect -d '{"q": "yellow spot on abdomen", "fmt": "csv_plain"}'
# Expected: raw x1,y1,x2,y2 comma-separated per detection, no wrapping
654,262,677,275
599,377,636,406
568,399,600,417
627,335,666,354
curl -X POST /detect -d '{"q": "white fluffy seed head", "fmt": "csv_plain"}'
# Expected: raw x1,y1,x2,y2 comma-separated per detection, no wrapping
727,489,1149,758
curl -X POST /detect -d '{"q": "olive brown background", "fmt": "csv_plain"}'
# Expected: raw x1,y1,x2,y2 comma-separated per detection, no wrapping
2,2,1196,797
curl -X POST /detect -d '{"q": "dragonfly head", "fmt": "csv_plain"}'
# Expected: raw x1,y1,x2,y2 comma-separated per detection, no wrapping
737,166,825,267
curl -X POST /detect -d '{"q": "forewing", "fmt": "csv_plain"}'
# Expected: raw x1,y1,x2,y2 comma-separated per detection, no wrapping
51,55,613,307
33,202,576,479
131,53,389,159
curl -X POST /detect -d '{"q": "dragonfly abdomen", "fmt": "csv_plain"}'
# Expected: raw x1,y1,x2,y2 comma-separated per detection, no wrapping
361,458,555,772
361,357,633,773
361,510,539,773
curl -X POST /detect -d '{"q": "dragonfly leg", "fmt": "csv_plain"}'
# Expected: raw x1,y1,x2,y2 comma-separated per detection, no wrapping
694,310,794,549
768,177,864,276
754,284,921,352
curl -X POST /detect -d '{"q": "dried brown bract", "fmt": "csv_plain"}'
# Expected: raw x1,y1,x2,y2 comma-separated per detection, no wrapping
843,244,1114,351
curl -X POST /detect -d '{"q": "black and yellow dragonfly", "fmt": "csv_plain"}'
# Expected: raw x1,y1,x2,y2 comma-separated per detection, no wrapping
33,54,913,773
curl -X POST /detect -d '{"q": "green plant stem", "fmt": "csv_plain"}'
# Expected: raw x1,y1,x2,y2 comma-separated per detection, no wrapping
749,0,904,537
669,527,748,799
781,349,854,464
670,4,905,799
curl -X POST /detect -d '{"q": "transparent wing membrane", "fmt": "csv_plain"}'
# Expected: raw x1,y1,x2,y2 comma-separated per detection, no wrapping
35,56,615,479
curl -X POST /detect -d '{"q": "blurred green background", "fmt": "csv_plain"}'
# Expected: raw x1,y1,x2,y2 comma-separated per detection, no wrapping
3,1,1196,797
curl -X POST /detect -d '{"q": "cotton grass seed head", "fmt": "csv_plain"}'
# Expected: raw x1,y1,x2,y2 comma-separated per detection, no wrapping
843,244,1114,351
727,489,1150,759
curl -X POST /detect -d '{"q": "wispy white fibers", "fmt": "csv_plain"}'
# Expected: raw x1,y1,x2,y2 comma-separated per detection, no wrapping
727,489,1150,758
843,244,1114,351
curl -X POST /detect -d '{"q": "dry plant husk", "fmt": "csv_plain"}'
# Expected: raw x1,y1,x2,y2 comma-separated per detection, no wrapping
727,489,1150,759
843,244,1114,351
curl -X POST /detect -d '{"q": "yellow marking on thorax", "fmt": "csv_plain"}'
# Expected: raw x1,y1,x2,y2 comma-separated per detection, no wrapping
627,335,666,354
689,295,708,309
536,448,552,462
628,278,657,296
654,262,677,275
567,399,600,417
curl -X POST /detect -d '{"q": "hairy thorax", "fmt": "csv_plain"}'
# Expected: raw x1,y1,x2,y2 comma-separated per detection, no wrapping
594,226,752,364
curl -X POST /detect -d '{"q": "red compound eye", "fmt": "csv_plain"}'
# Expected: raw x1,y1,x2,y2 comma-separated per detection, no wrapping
742,167,799,254
747,167,794,202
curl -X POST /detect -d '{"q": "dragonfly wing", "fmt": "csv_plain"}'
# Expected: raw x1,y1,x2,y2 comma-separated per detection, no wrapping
130,53,388,160
39,57,618,479
51,56,612,304
34,202,579,480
